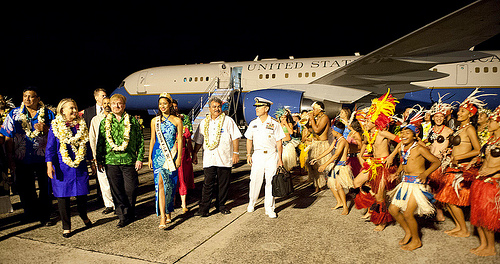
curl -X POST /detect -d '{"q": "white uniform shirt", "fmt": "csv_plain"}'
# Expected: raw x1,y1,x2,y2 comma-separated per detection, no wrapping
89,112,106,159
193,115,242,168
244,115,285,152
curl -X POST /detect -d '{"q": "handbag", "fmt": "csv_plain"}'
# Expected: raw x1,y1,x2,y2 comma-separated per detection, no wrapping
272,166,294,197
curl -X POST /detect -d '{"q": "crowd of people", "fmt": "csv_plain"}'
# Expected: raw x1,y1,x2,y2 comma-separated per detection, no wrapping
0,87,499,257
273,88,499,256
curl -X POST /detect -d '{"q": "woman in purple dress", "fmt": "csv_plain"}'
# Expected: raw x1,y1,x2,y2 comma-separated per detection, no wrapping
46,99,94,238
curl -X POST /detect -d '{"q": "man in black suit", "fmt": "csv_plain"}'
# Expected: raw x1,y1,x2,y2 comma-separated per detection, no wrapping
83,88,107,128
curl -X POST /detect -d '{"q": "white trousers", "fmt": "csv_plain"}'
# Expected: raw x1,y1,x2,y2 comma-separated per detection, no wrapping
249,151,278,212
96,169,114,208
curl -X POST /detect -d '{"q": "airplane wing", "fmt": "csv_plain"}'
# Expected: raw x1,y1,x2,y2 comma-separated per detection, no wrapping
311,0,500,99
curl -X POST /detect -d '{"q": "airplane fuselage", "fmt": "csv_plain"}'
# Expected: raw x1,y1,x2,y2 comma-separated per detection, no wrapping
113,51,500,121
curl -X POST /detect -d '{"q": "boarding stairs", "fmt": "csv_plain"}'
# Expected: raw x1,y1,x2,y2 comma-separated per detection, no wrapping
189,76,238,134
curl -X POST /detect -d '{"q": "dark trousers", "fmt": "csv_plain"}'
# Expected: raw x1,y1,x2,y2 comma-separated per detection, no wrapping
199,166,231,213
57,195,88,230
106,165,138,222
15,162,51,222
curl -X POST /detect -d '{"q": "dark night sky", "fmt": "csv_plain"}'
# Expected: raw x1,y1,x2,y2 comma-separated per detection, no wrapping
4,1,499,109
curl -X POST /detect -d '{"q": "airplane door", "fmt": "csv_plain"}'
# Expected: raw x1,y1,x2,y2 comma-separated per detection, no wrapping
456,64,468,85
231,67,242,89
137,71,148,94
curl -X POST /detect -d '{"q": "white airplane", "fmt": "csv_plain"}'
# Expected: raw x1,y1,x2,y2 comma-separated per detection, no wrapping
112,0,500,126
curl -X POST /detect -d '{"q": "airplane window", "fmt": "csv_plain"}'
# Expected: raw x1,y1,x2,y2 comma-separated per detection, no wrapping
265,74,269,79
493,67,498,73
298,73,302,78
272,74,276,79
285,73,289,78
195,77,198,82
184,78,187,82
484,67,489,73
206,77,209,81
305,72,309,78
189,77,192,82
475,67,480,73
312,72,316,77
259,74,263,79
200,77,203,81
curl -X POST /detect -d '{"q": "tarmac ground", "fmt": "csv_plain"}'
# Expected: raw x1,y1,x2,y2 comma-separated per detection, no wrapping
1,138,499,263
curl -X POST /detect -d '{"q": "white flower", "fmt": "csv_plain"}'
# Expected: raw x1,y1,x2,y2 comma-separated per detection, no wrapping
51,115,89,168
105,113,131,151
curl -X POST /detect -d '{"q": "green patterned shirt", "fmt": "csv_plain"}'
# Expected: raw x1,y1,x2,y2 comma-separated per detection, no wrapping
96,113,144,166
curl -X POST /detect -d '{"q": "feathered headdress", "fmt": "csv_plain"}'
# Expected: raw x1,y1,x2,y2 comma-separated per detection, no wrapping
274,107,290,119
460,88,496,115
490,105,500,122
400,105,425,135
365,89,399,130
429,93,454,116
355,107,369,126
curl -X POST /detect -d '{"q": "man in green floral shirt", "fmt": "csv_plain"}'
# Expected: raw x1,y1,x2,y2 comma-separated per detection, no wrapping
96,94,144,228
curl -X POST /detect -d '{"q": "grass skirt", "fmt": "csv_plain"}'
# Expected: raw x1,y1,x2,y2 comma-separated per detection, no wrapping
354,190,375,209
390,175,435,216
470,179,500,232
298,143,310,169
434,166,477,206
328,162,354,190
370,200,393,225
282,140,298,171
307,140,333,189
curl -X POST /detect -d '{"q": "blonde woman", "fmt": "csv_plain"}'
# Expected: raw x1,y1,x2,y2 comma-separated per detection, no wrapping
46,98,94,238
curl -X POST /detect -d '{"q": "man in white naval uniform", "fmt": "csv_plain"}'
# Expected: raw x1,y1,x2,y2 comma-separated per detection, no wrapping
245,97,285,218
193,97,242,217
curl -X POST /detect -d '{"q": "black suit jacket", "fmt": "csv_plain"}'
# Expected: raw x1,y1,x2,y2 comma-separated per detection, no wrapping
82,105,97,128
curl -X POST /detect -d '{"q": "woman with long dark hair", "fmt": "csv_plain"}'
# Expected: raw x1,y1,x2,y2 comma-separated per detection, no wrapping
434,89,486,238
148,93,183,229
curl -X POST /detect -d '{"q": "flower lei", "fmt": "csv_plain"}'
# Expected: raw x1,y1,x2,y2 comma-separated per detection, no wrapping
204,112,225,150
363,130,379,153
51,115,89,168
400,141,417,165
19,102,45,139
105,113,131,151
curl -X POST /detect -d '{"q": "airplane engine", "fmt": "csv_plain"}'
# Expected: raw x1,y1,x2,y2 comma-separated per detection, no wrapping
242,89,342,124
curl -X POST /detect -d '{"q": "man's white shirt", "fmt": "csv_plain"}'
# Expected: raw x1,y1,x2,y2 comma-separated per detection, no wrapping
193,115,242,168
244,115,285,151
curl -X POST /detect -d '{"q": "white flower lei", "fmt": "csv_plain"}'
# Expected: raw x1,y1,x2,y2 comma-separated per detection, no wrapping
204,112,225,150
105,112,131,151
51,115,89,168
19,102,45,139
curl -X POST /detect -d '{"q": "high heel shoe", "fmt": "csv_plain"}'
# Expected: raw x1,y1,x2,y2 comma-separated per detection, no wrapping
159,216,168,229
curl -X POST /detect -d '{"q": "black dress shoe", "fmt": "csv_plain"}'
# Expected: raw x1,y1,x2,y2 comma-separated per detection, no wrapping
116,220,129,228
220,209,231,215
194,210,209,217
62,232,71,238
102,207,114,215
84,220,93,228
